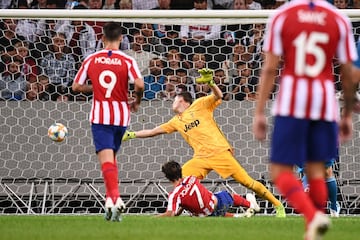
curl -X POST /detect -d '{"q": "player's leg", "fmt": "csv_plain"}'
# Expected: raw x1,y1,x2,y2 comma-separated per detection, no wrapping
304,162,328,211
224,193,258,218
97,149,119,201
231,164,285,214
303,120,336,239
325,161,340,217
302,174,309,191
307,121,337,213
270,117,324,225
231,193,250,209
109,126,129,221
233,192,260,217
92,124,126,221
296,165,309,191
213,151,284,217
304,162,331,240
298,159,339,217
97,149,120,220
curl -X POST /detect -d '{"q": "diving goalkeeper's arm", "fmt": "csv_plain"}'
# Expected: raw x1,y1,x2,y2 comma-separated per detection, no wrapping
122,126,166,142
196,68,223,100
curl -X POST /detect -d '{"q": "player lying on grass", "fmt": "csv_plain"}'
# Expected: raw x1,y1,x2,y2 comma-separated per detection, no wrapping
158,160,260,217
123,68,286,217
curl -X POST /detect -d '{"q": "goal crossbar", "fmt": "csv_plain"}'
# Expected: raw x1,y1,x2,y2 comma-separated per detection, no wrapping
1,9,360,25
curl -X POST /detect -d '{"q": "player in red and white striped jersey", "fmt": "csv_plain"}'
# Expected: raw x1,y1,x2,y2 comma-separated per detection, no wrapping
159,161,260,217
264,2,355,121
253,0,357,239
167,175,216,217
72,22,144,222
73,39,143,125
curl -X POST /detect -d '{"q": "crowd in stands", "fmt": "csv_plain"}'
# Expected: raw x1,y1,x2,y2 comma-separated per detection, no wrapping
0,0,359,101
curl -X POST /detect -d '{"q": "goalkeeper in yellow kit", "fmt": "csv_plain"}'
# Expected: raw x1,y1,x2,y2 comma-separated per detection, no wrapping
123,68,286,217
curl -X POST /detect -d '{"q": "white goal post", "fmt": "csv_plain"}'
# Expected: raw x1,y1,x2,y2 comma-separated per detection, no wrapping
2,9,360,22
0,9,359,216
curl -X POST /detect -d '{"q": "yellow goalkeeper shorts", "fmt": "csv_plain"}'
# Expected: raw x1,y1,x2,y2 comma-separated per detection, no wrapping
182,150,248,179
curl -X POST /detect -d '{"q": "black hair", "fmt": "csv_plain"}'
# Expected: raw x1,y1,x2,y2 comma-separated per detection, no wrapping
17,0,29,8
176,68,187,75
103,22,123,41
161,161,182,182
73,5,88,9
236,61,247,68
46,0,58,6
176,84,187,93
215,68,225,73
176,91,193,105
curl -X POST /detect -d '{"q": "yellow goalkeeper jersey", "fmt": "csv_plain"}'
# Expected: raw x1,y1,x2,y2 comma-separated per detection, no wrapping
160,94,233,158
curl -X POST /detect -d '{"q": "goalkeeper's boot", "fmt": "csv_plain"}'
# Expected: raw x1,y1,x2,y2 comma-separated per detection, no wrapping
104,197,114,221
304,212,330,240
329,202,340,218
245,193,260,217
275,204,286,218
111,197,126,222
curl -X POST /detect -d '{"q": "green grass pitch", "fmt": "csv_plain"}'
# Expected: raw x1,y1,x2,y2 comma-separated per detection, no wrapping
0,215,359,240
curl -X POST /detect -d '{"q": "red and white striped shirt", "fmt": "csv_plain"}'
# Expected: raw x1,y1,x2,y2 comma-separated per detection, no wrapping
167,176,216,217
74,49,142,126
263,0,357,121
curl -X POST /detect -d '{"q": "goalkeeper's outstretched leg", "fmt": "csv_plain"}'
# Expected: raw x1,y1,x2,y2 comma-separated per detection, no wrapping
232,171,286,218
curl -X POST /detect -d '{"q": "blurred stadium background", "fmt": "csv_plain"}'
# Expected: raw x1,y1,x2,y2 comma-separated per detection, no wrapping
0,8,359,216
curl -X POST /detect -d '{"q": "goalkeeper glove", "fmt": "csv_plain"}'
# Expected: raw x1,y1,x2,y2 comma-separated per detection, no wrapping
122,131,136,142
195,68,215,87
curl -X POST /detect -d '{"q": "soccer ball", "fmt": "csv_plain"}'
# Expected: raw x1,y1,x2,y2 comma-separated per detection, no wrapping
48,123,68,142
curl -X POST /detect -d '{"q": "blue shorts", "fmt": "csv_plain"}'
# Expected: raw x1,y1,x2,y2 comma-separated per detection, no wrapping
271,116,338,166
325,158,335,168
91,124,127,153
210,191,234,217
297,158,336,173
354,40,360,68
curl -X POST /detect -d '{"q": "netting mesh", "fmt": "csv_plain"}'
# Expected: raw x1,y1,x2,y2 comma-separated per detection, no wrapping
0,12,359,215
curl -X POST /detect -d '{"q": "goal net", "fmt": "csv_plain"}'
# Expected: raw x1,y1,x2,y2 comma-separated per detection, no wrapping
0,9,359,216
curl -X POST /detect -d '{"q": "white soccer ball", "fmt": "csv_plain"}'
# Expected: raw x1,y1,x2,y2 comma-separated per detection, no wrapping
48,123,68,142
